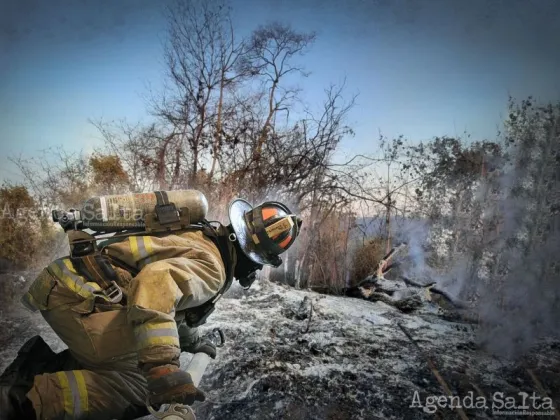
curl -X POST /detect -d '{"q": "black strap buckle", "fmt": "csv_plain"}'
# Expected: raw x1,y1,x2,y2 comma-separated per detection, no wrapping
96,281,123,304
155,203,181,225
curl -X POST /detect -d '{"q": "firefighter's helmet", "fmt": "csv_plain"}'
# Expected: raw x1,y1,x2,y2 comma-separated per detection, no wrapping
228,199,302,267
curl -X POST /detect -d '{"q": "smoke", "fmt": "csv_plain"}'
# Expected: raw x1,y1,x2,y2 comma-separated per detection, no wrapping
400,195,559,359
473,153,560,358
399,218,433,282
476,234,560,358
398,106,560,359
397,220,474,312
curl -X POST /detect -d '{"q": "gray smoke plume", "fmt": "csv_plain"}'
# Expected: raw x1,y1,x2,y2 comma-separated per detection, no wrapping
400,100,560,359
473,110,560,358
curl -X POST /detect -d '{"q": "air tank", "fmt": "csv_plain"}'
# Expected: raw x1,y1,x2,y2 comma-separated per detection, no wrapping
79,190,208,232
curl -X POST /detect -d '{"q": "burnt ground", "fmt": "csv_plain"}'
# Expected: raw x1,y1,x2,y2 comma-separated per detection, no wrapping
186,281,560,420
1,274,560,420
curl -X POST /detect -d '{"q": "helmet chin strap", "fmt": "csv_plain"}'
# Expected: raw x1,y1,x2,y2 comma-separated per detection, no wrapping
228,228,267,287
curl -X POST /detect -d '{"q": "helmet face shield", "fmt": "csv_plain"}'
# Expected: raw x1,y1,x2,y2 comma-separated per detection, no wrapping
228,199,302,267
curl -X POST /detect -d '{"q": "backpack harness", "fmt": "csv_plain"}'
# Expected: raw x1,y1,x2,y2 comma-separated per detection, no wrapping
66,192,236,327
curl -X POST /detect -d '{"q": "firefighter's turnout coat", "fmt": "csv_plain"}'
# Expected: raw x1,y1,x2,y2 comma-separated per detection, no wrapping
21,229,230,419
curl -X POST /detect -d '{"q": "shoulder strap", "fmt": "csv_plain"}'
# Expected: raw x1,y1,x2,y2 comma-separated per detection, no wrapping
69,220,232,307
200,220,236,298
70,252,125,304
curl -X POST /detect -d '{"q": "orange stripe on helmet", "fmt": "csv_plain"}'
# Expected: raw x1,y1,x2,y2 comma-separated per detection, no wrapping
279,235,292,249
262,207,278,221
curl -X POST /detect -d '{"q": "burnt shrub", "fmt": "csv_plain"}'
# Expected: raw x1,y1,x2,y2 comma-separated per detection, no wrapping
349,237,385,285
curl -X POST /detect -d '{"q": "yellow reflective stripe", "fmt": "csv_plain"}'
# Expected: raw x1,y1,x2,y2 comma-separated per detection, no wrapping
129,236,140,261
134,321,179,349
138,336,180,348
137,336,179,350
135,320,177,332
50,259,102,299
136,327,179,342
56,371,88,417
62,259,118,304
56,372,73,416
130,236,157,267
61,259,94,286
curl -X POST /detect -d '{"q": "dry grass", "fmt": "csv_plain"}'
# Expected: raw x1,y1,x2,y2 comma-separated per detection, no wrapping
349,237,386,285
0,185,64,308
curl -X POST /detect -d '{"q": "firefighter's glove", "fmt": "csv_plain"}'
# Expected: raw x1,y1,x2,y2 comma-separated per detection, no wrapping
146,364,205,406
178,324,217,359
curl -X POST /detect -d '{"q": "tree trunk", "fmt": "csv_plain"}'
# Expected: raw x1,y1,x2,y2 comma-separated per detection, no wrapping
385,197,392,254
209,74,225,180
253,79,278,166
171,143,182,189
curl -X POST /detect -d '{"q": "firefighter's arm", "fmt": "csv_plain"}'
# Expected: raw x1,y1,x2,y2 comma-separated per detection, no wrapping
129,253,226,316
126,246,226,365
107,230,226,313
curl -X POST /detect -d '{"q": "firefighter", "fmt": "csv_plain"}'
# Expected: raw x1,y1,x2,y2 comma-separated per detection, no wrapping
0,198,302,420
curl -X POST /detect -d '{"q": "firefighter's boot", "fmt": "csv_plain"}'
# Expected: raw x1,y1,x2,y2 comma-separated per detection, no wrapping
178,323,216,359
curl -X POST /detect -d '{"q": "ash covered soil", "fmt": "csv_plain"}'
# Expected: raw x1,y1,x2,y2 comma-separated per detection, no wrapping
2,277,560,420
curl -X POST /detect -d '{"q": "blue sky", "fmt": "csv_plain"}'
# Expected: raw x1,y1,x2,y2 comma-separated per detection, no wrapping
1,0,559,182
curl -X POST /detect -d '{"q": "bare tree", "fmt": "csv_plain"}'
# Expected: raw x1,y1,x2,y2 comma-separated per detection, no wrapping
237,22,316,177
152,0,249,186
10,149,92,208
90,119,178,191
